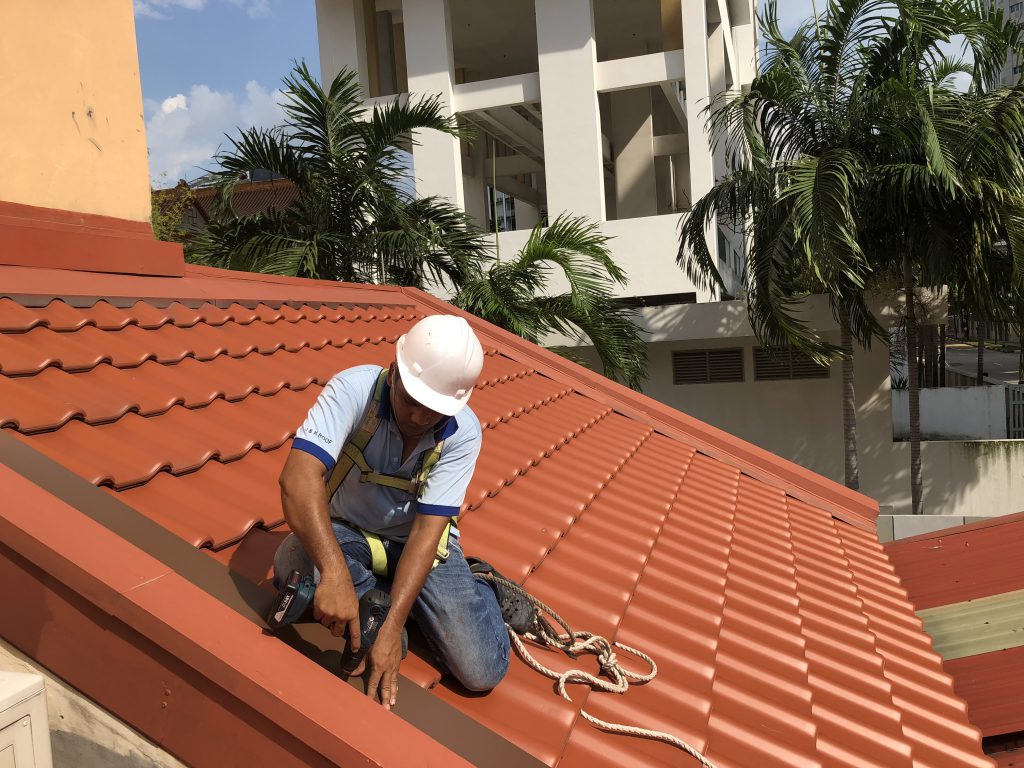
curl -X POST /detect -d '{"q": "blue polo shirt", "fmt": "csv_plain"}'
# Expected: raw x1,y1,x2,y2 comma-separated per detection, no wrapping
291,365,482,543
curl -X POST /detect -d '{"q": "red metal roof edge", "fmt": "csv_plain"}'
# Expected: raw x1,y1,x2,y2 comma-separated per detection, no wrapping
0,264,408,306
402,286,880,531
0,462,468,768
0,200,185,278
184,263,416,298
886,511,1024,549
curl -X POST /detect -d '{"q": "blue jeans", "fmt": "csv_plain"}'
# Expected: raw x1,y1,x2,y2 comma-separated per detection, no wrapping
273,522,510,692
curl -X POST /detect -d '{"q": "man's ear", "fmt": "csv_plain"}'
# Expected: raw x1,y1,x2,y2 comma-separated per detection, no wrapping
386,362,397,387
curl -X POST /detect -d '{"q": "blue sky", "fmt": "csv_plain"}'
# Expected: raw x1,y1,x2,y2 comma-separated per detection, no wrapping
136,0,815,186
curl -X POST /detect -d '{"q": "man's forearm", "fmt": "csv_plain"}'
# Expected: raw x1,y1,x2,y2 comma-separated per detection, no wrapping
386,515,451,628
280,455,347,579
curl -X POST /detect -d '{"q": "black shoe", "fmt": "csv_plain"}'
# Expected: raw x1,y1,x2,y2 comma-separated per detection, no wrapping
466,557,538,635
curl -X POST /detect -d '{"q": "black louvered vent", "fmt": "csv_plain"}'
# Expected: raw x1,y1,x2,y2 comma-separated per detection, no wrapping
672,348,744,384
754,347,830,380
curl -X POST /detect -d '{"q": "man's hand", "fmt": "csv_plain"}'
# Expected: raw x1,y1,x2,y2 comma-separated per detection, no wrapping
364,620,404,710
313,569,361,652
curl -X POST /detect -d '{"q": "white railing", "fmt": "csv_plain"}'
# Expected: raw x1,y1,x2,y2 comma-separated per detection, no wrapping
1007,385,1024,439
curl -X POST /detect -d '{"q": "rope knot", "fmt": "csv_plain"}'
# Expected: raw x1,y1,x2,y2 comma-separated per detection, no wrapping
598,649,618,672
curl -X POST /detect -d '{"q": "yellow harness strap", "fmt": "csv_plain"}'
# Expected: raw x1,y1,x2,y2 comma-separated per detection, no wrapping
325,369,454,578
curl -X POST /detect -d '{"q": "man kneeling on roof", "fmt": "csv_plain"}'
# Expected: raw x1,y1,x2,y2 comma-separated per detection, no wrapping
272,314,532,709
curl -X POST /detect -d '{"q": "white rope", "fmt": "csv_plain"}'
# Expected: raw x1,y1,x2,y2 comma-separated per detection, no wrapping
480,574,719,768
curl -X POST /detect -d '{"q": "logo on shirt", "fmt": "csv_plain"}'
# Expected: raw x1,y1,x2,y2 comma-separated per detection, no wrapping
303,426,333,445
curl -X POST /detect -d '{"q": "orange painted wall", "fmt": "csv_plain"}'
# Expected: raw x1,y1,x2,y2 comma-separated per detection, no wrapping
0,1,152,222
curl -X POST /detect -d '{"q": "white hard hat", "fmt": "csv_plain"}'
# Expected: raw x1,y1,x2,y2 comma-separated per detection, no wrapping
396,314,484,416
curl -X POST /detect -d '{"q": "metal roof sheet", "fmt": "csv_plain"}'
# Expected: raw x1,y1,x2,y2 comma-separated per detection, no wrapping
0,263,994,767
886,514,1024,743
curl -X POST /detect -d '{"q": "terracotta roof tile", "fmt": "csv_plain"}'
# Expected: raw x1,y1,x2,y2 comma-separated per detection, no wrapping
0,297,43,332
109,445,289,547
0,264,996,767
35,298,94,331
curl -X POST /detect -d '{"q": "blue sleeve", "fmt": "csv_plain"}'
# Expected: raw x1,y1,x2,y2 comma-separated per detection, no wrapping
416,408,482,517
292,366,379,472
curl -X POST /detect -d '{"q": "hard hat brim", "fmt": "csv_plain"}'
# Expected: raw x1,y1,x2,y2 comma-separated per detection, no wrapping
396,347,473,417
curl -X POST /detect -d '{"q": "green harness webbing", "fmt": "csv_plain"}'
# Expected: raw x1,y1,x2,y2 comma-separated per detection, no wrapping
325,369,454,578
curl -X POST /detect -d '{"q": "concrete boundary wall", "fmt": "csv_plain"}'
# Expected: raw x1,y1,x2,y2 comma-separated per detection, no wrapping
877,514,998,543
892,387,1008,440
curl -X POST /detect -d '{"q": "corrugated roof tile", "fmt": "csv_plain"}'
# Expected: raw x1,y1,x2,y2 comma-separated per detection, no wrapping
0,282,995,768
111,446,288,547
78,300,134,330
35,299,93,331
0,298,43,332
127,301,176,329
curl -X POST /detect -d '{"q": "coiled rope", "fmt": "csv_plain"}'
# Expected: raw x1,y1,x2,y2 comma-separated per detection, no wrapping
478,573,718,768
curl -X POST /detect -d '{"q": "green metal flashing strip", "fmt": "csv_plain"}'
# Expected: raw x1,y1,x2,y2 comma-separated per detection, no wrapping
918,588,1024,661
0,430,544,768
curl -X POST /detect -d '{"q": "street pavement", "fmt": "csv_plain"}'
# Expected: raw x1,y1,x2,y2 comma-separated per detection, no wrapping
945,343,1022,384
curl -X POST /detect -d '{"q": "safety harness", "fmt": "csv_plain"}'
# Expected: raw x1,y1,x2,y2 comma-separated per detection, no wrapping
325,369,454,578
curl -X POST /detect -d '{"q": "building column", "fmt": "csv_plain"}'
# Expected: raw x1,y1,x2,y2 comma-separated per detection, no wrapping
610,89,658,219
402,0,464,207
535,0,605,221
706,22,729,182
680,0,719,263
315,0,370,95
464,135,488,228
681,0,714,201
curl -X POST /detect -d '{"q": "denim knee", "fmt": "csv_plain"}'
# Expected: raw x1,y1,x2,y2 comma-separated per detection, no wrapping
453,656,509,692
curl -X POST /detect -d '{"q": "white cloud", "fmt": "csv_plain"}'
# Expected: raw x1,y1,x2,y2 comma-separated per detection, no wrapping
134,0,206,19
161,94,188,114
144,81,286,184
135,0,272,20
226,0,271,18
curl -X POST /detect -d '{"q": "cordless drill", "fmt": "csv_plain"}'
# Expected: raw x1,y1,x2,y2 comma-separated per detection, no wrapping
339,588,393,676
266,572,405,673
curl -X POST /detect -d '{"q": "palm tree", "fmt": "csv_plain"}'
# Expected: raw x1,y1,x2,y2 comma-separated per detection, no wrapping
679,0,1024,509
860,10,1024,511
187,63,487,291
454,215,648,390
188,65,646,390
677,0,893,491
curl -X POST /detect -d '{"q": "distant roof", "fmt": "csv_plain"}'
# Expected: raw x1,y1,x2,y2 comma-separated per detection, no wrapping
190,178,299,222
887,513,1024,742
0,258,994,767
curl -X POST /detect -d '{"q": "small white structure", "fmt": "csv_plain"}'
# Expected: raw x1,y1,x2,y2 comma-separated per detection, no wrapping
315,0,757,301
0,673,52,768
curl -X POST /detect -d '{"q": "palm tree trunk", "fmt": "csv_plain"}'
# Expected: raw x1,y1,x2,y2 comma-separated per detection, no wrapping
904,254,923,514
977,316,986,384
939,324,946,387
841,320,859,491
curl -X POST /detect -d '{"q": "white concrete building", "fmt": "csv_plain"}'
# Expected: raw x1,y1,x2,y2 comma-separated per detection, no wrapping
315,0,757,303
992,0,1024,86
